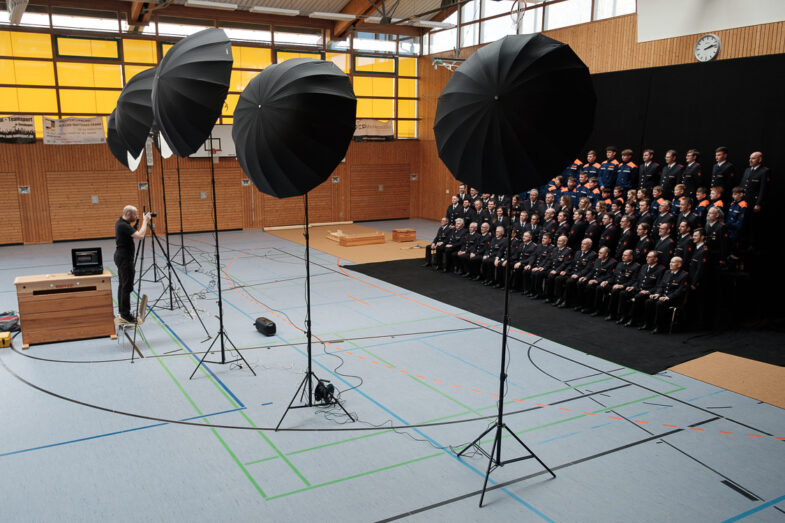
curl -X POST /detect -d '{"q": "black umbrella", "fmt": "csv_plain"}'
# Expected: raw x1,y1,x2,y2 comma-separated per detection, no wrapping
434,34,596,195
232,58,357,198
152,28,232,157
115,67,156,159
107,109,133,169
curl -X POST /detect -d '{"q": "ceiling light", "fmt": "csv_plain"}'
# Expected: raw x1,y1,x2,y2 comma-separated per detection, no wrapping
364,16,403,24
184,0,237,10
308,12,358,21
411,20,456,29
249,6,300,16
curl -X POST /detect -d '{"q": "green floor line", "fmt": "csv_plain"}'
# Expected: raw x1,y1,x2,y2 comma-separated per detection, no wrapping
239,411,311,487
265,452,443,501
244,409,472,466
408,375,483,416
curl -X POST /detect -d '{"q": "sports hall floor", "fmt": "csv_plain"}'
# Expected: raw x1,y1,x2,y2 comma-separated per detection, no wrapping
1,220,783,521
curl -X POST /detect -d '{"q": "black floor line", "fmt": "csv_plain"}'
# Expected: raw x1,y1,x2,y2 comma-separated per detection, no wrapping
377,428,683,522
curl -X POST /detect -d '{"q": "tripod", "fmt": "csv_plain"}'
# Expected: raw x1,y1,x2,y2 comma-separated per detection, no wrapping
189,143,255,379
133,215,211,344
139,166,163,284
276,193,354,430
456,202,555,507
170,156,201,273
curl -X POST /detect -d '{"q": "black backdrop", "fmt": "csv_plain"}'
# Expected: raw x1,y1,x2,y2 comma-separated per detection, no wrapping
582,53,785,320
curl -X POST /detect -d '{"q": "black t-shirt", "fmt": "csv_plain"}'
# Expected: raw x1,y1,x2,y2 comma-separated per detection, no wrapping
115,217,136,257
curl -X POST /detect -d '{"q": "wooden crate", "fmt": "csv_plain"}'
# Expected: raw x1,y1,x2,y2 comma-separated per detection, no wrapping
14,271,116,349
327,229,386,247
392,228,417,242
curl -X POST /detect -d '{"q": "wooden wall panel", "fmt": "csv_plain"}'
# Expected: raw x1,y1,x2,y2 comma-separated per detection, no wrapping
350,164,410,221
47,171,141,241
0,172,24,245
160,168,243,233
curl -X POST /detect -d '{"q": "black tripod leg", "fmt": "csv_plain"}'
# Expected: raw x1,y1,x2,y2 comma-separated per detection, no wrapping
456,423,496,458
478,426,502,508
222,331,257,376
501,424,556,478
276,373,310,431
189,334,220,380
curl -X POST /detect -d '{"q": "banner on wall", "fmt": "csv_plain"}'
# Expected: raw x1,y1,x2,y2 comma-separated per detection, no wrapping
354,118,394,141
43,117,106,145
0,115,36,144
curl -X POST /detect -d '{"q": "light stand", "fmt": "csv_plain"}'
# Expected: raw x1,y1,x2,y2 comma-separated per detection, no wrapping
190,141,255,379
139,163,162,283
170,156,201,272
276,193,354,430
456,200,555,507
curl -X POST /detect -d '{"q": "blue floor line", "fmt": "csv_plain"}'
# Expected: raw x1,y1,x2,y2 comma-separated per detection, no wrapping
182,259,553,520
722,493,785,522
536,431,581,445
0,407,246,458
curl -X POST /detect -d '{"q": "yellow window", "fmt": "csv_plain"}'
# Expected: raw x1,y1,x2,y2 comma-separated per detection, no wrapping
95,90,121,113
326,52,349,73
161,43,174,58
399,57,417,77
93,64,122,88
354,55,395,74
397,120,416,139
0,87,19,111
57,63,91,87
223,94,239,116
397,99,417,119
229,70,258,93
12,60,55,86
222,117,233,125
122,39,157,64
356,97,394,119
59,89,97,113
124,65,153,83
17,88,58,112
276,50,322,63
56,37,119,59
10,32,52,58
0,31,12,56
353,76,394,98
0,59,16,84
398,78,417,98
234,46,271,69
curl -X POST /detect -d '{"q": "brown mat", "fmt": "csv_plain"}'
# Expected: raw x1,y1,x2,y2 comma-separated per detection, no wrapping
670,352,785,409
266,223,429,264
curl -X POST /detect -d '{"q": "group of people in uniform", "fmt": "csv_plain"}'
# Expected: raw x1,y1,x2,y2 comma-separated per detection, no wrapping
422,146,770,334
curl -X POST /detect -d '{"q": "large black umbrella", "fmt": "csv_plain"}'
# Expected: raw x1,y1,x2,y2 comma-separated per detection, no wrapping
232,58,357,198
151,28,232,157
115,67,156,159
107,109,134,170
434,34,596,195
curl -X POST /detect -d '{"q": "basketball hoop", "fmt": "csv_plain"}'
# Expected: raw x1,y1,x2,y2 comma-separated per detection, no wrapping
211,148,221,164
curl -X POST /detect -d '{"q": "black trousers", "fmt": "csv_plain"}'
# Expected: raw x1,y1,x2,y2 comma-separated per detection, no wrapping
114,250,135,318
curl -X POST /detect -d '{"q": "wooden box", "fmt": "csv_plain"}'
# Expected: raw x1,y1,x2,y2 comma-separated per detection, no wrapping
392,228,417,242
13,271,116,349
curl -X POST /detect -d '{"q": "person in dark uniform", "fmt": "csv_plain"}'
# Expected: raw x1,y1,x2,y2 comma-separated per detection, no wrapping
553,210,571,241
511,231,537,290
543,192,561,215
468,222,492,279
639,149,661,190
470,199,483,225
739,151,770,248
567,209,588,250
660,150,683,200
456,184,468,204
468,187,480,206
616,149,638,192
653,223,676,266
598,212,620,254
605,249,640,322
598,146,620,192
543,235,573,302
675,197,699,232
456,221,479,275
687,228,709,325
710,146,736,200
523,212,543,243
643,256,689,334
576,246,615,313
530,234,567,298
494,229,523,288
681,149,703,198
621,251,665,327
653,200,676,232
636,198,654,228
704,207,729,267
581,150,601,181
482,226,508,285
424,217,450,268
614,215,635,261
446,195,461,226
541,208,558,237
522,233,554,295
726,187,747,262
114,205,151,323
583,209,601,250
632,222,653,265
442,218,468,273
555,238,596,308
458,198,473,224
522,189,545,218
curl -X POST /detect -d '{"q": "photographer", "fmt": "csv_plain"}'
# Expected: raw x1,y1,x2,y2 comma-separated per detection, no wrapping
115,205,151,323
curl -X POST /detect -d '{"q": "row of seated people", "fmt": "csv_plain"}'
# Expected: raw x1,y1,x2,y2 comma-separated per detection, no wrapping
423,215,716,334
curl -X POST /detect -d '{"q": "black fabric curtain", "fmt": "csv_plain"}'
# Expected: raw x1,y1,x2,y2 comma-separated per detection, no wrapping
583,53,785,320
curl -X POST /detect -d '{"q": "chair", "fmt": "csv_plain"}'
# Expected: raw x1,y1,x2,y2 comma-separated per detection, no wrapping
114,294,147,360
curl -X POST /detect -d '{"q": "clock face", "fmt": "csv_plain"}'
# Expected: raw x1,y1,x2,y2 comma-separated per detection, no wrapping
695,34,721,62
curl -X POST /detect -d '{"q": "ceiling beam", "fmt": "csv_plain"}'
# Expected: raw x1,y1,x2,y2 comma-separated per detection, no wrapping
333,0,381,37
128,1,152,30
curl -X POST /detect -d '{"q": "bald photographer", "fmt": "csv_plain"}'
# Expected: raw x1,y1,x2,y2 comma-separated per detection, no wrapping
115,205,151,323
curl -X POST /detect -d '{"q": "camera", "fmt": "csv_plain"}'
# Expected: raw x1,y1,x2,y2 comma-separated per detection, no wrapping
148,212,157,217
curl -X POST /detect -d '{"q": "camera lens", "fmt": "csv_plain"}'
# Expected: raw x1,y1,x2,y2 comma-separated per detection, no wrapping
150,212,157,217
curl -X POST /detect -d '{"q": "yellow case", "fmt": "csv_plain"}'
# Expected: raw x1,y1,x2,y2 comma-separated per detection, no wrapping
0,332,11,348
